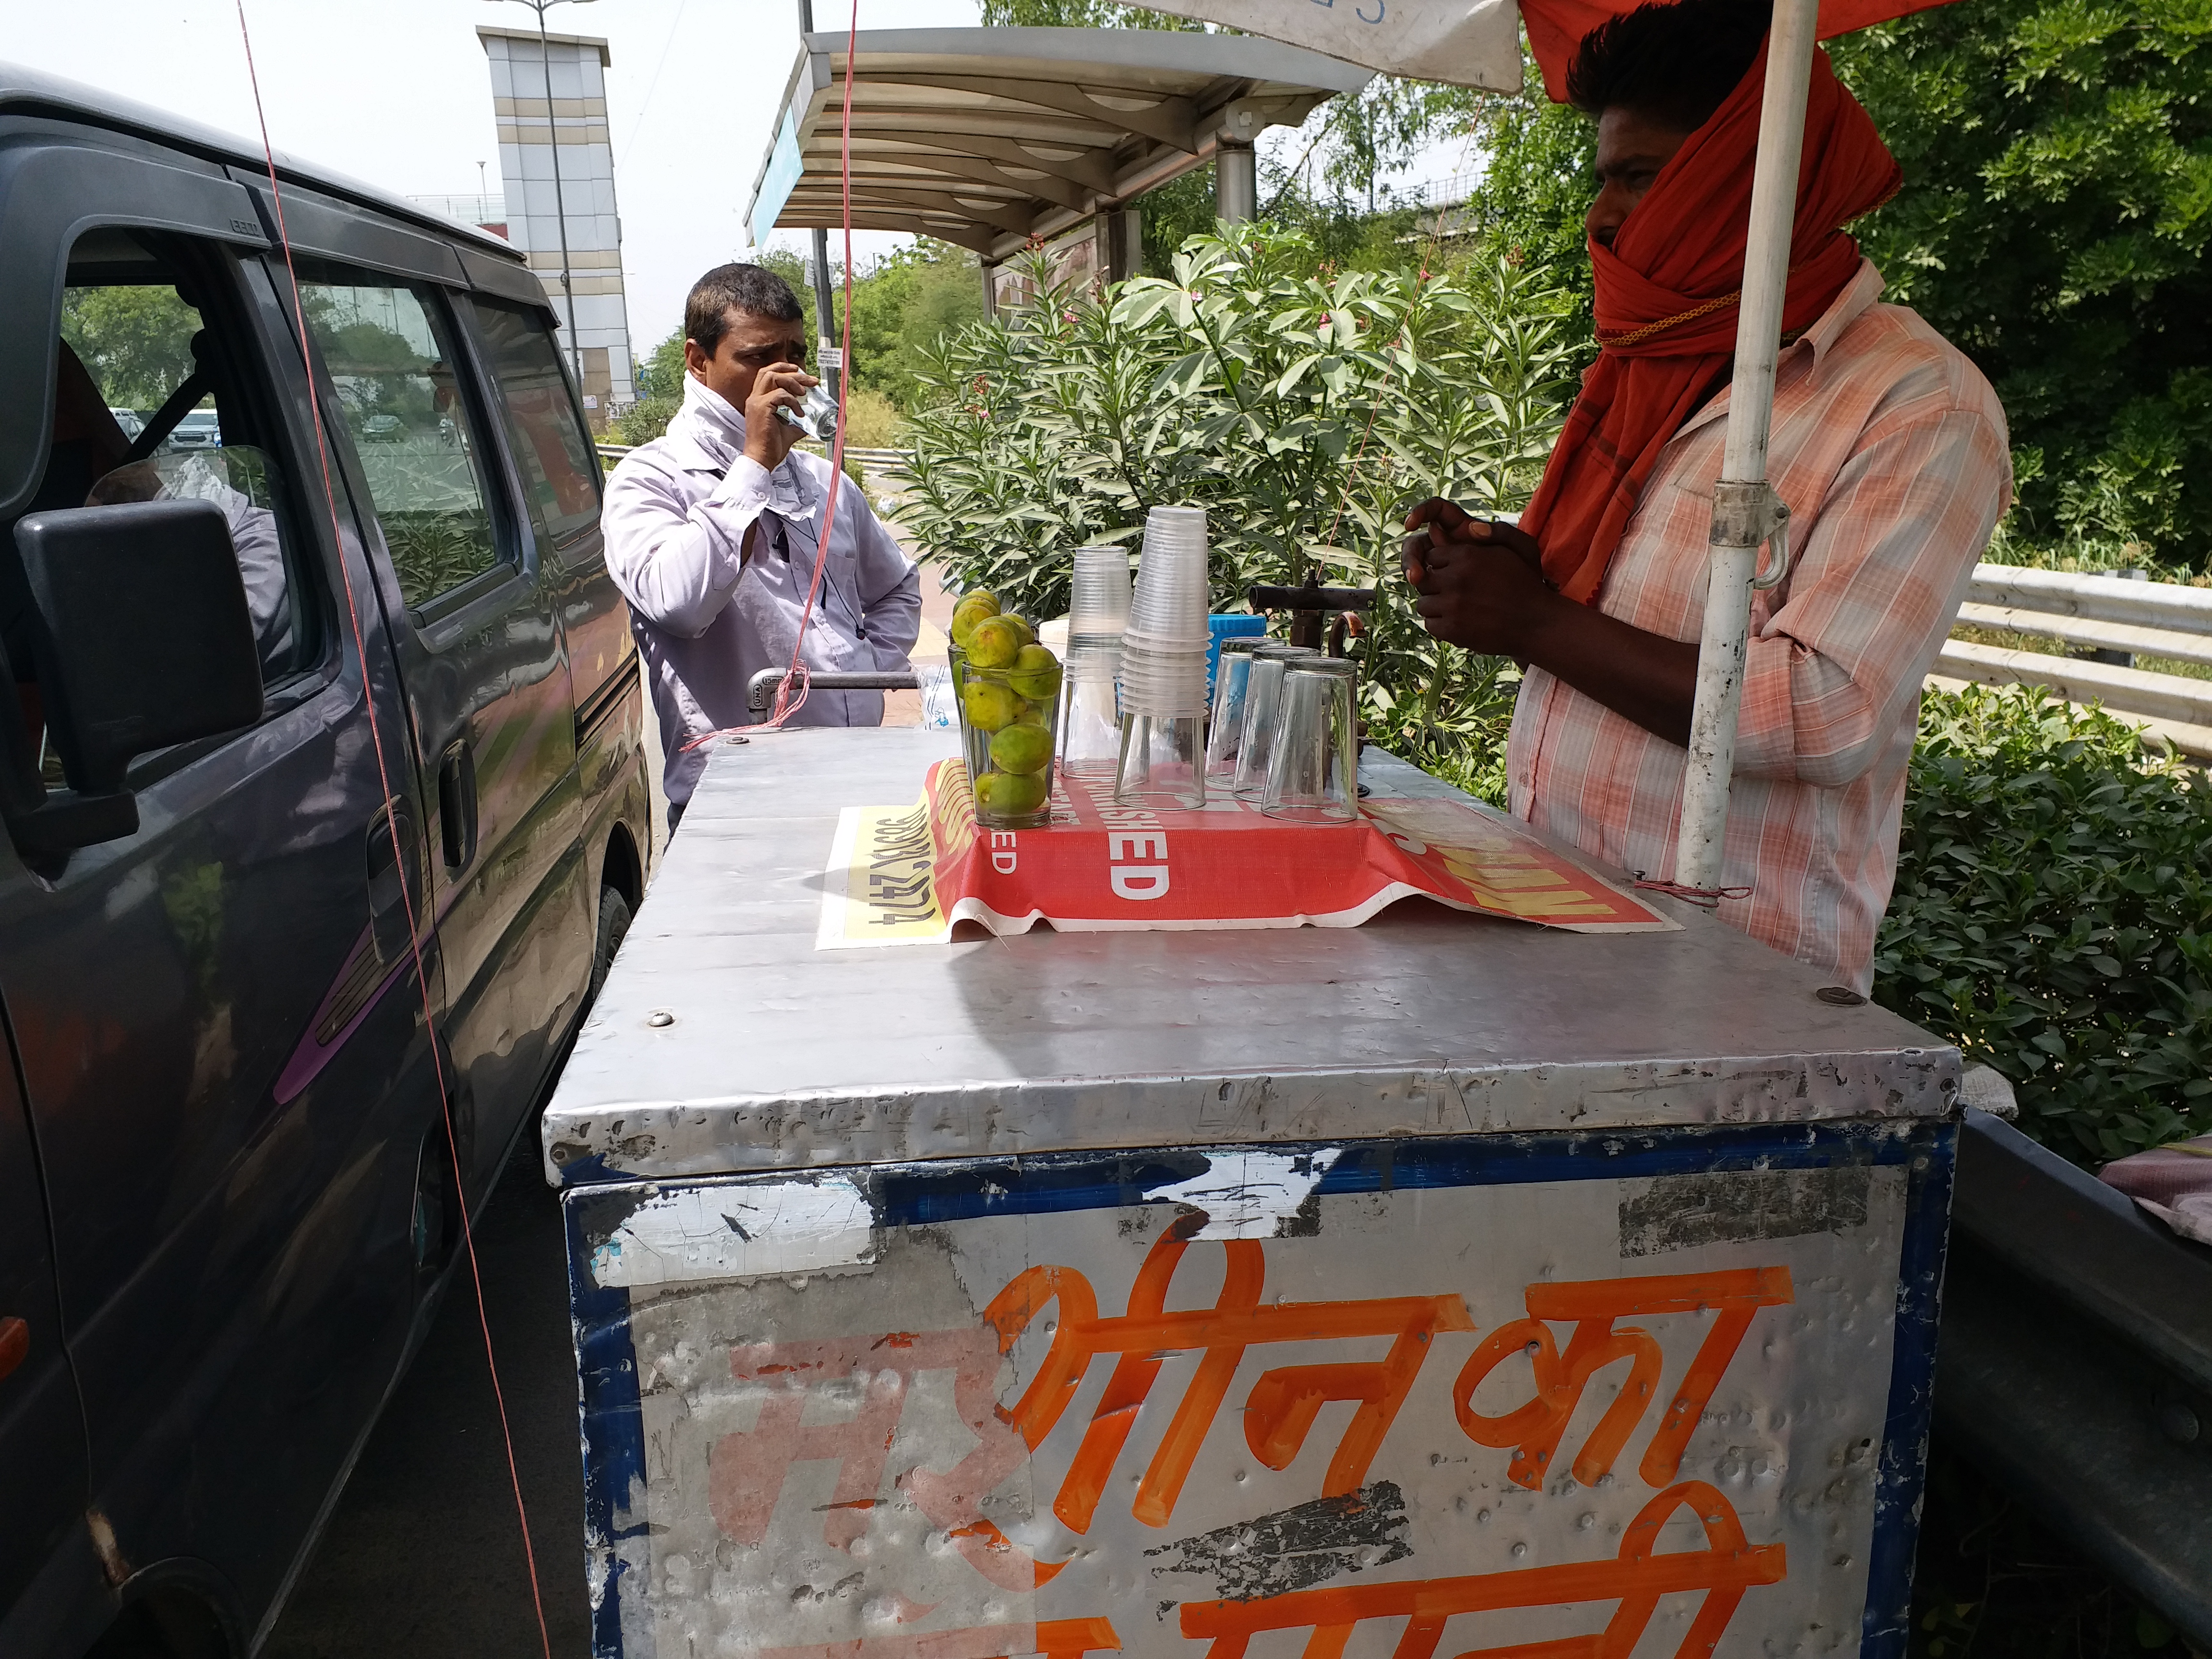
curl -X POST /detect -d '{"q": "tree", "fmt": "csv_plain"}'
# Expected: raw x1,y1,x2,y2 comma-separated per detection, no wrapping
60,284,201,410
1831,1,2212,572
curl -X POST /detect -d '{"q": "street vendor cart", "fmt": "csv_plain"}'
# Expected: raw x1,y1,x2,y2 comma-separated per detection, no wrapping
543,726,1960,1659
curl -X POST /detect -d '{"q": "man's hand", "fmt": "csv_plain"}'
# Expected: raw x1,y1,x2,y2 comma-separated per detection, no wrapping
1398,495,1700,747
742,361,819,471
1401,498,1553,656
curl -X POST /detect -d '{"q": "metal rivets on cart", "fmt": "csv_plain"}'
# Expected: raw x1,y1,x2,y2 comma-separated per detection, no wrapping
1815,986,1867,1006
646,1010,675,1028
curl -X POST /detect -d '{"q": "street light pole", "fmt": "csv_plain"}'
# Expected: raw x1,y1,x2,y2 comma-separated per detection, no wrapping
488,0,592,393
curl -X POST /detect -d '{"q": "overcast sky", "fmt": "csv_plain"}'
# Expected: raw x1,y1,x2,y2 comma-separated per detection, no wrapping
8,0,1467,355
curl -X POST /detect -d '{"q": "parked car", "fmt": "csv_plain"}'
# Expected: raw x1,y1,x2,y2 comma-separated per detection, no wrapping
161,408,221,449
0,61,653,1657
104,406,144,441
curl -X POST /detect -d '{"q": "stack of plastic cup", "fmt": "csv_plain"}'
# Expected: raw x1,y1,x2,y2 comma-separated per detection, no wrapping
1060,546,1134,777
1116,506,1213,808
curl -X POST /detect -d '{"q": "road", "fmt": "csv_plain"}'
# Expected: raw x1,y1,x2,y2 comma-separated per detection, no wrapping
262,1131,594,1658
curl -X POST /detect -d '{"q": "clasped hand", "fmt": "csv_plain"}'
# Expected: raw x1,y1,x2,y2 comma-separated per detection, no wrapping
1401,497,1558,657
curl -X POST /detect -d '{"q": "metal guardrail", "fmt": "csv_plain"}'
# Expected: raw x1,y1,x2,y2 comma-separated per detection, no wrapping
1939,1110,2212,1646
1934,563,2212,757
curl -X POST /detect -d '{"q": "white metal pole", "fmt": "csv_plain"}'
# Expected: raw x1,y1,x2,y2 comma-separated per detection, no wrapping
1672,0,1821,890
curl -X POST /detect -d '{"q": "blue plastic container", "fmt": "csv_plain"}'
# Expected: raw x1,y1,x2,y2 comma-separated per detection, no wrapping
1207,613,1268,698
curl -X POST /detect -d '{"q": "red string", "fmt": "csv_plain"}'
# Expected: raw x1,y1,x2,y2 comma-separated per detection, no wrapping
678,2,865,753
1633,877,1753,909
231,9,553,1654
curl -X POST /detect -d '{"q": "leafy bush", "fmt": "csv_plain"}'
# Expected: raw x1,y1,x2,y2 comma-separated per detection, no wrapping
613,394,677,448
1874,684,2212,1166
897,225,1578,782
842,387,907,449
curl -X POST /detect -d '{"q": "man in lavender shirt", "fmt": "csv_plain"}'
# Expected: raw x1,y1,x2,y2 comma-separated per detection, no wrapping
602,263,920,826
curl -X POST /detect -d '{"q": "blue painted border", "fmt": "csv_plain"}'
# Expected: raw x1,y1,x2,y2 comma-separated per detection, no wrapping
565,1188,650,1659
563,1118,1952,1659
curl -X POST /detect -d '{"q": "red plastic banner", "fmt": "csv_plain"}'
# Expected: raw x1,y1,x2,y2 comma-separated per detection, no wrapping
817,761,1675,946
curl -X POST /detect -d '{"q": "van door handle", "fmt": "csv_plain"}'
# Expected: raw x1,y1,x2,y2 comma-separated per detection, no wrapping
367,799,418,962
438,741,478,871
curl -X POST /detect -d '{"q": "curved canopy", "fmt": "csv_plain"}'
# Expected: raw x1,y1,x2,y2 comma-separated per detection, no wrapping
745,26,1371,262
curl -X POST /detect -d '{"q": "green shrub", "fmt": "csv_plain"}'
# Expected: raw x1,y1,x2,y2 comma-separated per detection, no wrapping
1874,684,2212,1166
842,386,907,449
613,393,678,448
897,224,1578,783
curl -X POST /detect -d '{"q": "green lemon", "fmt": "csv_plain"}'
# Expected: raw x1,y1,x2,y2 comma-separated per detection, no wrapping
990,722,1054,775
1006,643,1063,703
966,615,1023,669
1001,614,1036,649
1012,703,1048,728
961,589,1000,615
950,598,997,649
976,769,1048,816
962,679,1023,732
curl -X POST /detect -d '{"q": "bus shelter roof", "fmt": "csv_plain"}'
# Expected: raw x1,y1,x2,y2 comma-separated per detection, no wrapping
745,26,1372,263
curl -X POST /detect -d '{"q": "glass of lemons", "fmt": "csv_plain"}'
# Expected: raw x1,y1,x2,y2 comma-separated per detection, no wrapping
949,589,1065,828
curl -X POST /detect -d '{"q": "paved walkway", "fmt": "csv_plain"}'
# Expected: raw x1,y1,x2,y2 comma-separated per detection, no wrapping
261,1133,593,1657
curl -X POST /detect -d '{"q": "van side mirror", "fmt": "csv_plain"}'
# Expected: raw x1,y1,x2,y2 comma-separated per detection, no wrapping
6,499,264,853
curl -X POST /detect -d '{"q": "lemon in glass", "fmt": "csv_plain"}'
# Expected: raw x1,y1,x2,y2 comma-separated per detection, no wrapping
966,615,1024,669
1006,643,1062,702
989,722,1054,775
976,769,1048,815
961,679,1023,732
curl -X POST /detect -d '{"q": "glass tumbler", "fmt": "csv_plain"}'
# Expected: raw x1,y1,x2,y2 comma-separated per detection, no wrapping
1261,659,1359,823
1231,645,1319,801
1114,712,1206,809
1203,637,1267,784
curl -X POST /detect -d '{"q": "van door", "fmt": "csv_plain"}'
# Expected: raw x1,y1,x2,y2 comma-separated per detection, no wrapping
0,148,446,1632
289,261,589,1195
0,1024,91,1647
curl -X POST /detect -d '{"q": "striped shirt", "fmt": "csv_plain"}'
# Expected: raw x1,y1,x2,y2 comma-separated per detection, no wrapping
1508,261,2011,991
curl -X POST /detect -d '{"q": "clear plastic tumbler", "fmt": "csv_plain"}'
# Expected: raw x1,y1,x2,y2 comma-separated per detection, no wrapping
1204,637,1267,784
1261,658,1359,823
1231,645,1319,801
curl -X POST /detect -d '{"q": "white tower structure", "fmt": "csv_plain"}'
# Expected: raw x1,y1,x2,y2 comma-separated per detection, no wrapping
479,24,636,426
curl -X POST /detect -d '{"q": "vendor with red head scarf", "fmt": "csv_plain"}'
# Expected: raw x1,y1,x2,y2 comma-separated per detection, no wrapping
1404,0,2008,993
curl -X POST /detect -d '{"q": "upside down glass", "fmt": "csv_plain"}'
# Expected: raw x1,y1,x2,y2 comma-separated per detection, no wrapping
1231,645,1318,801
1203,637,1267,784
1261,658,1359,822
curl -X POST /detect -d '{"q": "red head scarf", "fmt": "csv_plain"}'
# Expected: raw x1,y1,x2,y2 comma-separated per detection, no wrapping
1519,42,1901,605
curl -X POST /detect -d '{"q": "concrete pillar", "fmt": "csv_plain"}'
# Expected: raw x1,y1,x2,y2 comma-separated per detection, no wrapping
980,260,998,319
1107,207,1143,281
1215,139,1257,224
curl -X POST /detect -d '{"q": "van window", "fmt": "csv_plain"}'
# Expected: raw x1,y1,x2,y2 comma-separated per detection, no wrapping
296,269,505,611
12,230,311,708
468,298,601,548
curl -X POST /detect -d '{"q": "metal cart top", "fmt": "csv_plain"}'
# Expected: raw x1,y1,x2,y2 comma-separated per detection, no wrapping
543,727,1957,1186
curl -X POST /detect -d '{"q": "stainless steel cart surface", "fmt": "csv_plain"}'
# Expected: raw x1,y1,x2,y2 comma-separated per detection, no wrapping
546,727,1959,1659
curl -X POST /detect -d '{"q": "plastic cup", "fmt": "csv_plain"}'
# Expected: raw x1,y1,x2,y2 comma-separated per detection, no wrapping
1127,506,1211,647
1261,659,1359,823
1232,645,1320,801
1059,649,1123,780
1069,546,1132,653
1116,637,1211,717
1204,637,1268,782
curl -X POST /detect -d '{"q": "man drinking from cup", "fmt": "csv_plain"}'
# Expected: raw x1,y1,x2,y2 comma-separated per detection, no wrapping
603,263,920,828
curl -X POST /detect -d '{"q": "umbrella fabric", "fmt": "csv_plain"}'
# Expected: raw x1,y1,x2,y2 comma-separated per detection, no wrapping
1522,0,1955,97
1518,41,1900,605
1124,0,1957,91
